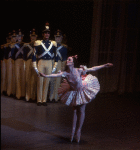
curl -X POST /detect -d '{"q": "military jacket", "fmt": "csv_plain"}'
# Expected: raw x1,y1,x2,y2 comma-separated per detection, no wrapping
32,40,58,62
56,43,67,61
4,43,11,60
11,42,25,60
0,45,5,60
23,42,34,61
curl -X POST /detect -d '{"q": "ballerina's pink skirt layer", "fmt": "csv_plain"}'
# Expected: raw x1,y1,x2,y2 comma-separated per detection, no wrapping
58,74,100,106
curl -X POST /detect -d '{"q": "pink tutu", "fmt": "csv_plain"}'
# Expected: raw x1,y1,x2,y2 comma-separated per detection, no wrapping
58,74,100,106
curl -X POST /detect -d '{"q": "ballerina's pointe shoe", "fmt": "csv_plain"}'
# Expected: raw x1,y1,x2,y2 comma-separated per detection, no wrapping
70,128,76,142
70,135,74,142
75,131,81,143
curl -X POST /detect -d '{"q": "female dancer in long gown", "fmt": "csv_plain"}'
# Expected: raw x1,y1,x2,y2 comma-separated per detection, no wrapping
39,55,113,143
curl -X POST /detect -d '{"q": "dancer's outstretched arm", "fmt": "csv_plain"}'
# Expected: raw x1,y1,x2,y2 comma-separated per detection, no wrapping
87,63,113,72
39,71,63,78
80,63,113,72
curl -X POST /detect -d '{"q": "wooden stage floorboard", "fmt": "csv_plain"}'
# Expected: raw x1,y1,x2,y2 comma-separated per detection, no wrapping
1,93,140,150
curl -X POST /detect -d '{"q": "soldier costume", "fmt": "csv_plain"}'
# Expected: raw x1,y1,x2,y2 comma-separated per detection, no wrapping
11,29,26,99
49,29,67,102
24,29,37,101
8,30,17,97
1,44,7,95
32,23,58,106
3,33,12,96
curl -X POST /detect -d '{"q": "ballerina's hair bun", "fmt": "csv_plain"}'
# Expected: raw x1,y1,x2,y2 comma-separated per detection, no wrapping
72,55,78,68
72,55,78,59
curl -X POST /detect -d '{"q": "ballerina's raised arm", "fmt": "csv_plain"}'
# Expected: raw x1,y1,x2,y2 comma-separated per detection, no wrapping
80,63,113,73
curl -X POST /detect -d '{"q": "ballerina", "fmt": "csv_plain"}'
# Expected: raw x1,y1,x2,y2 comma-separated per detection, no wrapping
39,55,113,143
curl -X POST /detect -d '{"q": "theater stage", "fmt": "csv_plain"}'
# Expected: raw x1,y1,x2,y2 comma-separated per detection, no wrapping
1,93,140,150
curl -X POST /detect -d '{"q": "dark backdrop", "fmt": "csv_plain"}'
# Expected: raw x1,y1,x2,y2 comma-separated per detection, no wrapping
89,0,140,94
1,0,93,66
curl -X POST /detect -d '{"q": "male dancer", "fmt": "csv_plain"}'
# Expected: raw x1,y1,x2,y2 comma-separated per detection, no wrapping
1,43,7,95
3,33,12,96
8,30,17,97
24,29,38,101
11,29,26,99
32,23,58,106
49,29,67,102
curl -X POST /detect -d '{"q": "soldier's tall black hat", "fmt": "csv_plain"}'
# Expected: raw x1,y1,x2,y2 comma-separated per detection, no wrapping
11,30,17,37
42,22,50,33
17,29,24,36
54,29,63,37
30,28,37,37
6,32,11,39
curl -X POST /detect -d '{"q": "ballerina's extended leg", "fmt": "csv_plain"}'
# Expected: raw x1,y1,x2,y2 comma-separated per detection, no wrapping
75,104,86,143
70,107,77,142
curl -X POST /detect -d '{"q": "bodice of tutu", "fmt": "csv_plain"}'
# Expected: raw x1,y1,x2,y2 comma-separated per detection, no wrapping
63,68,83,91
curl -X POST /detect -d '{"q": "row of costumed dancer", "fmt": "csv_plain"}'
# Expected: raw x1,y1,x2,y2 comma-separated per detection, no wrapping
1,22,113,143
1,23,67,105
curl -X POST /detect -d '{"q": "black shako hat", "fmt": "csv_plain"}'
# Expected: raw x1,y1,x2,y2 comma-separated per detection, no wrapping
42,22,50,33
17,29,24,37
6,32,11,39
30,28,38,37
54,29,63,37
11,30,17,37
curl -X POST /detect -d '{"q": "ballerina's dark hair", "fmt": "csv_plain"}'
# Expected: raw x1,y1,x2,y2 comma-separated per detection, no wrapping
64,55,79,71
72,55,78,68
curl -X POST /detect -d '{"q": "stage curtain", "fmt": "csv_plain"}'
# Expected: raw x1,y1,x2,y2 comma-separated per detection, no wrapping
90,0,140,94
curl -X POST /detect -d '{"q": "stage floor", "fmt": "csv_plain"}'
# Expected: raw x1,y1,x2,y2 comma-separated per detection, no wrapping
1,93,140,150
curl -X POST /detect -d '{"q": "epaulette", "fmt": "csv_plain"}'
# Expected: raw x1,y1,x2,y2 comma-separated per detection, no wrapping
51,40,57,47
34,40,42,46
7,43,11,46
1,45,4,49
8,42,12,47
11,43,16,46
10,43,16,48
24,43,29,46
4,43,8,48
62,44,68,48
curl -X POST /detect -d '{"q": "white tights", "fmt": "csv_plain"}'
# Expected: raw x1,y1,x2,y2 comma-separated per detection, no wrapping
72,104,86,135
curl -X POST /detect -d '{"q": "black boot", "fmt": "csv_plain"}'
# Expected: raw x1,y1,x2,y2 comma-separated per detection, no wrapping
52,99,58,103
42,102,47,106
37,102,42,106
